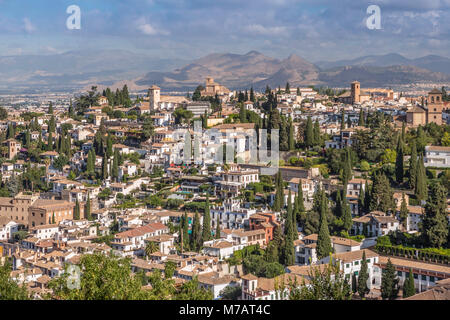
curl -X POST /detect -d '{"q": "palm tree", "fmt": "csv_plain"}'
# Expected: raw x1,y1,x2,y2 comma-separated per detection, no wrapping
145,241,159,260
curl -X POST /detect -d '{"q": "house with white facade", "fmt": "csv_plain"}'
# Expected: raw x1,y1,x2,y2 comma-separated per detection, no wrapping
424,146,450,168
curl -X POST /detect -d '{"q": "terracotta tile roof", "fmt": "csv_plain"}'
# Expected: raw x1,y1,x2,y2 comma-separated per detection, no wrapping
378,256,450,275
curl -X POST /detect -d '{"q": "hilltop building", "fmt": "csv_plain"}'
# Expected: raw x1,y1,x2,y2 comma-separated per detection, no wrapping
201,77,230,97
406,89,447,126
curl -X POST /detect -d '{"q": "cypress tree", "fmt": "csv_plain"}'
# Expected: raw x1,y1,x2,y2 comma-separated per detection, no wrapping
106,135,113,159
422,182,448,248
85,194,92,221
202,196,212,243
370,172,395,213
65,135,72,158
273,170,284,211
363,180,371,213
285,190,294,238
51,213,56,224
25,130,31,149
313,120,320,146
402,268,416,298
112,148,119,181
305,116,314,148
297,183,305,213
415,155,427,201
182,213,190,250
74,199,80,220
395,136,404,184
47,132,53,151
341,190,353,232
399,193,409,230
86,149,95,174
101,153,108,180
358,183,365,216
48,102,54,115
283,190,295,266
215,222,221,240
316,190,332,260
408,140,417,190
49,116,56,133
358,109,365,126
357,251,370,298
239,104,246,123
381,258,399,300
191,212,202,252
340,109,346,131
288,118,295,151
342,148,352,186
285,82,290,93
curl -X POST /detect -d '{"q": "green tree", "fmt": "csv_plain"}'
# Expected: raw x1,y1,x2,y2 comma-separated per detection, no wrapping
145,241,159,258
112,148,119,181
340,109,346,131
422,182,448,248
215,222,221,240
395,136,404,184
190,212,202,252
402,268,416,298
176,276,213,300
341,190,353,233
48,102,53,115
288,261,352,300
101,153,108,180
316,191,332,260
0,107,8,120
273,170,284,211
370,172,395,213
202,196,212,243
0,260,29,300
358,109,365,127
74,199,80,220
399,193,408,229
415,155,427,201
85,194,92,221
381,258,399,300
288,118,295,151
164,261,176,279
47,132,53,151
305,116,314,148
409,140,418,190
313,119,321,146
48,253,153,300
357,251,370,298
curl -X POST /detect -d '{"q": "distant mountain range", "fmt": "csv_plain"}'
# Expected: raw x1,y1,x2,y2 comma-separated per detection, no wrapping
136,51,450,90
0,50,187,94
0,50,449,94
315,53,450,74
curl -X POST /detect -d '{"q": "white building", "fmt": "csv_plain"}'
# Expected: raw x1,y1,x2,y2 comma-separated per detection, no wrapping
352,211,400,237
0,217,20,241
424,146,450,168
210,199,256,230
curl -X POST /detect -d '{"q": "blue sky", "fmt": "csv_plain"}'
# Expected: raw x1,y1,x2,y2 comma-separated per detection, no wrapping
1,0,449,61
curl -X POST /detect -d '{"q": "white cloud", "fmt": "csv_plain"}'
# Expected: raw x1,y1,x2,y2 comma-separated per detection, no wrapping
136,18,169,36
23,18,36,33
244,24,288,36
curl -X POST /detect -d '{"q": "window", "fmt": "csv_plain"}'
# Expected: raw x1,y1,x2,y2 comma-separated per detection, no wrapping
429,276,435,282
397,271,402,277
413,273,418,279
354,261,359,266
354,271,359,276
346,264,350,268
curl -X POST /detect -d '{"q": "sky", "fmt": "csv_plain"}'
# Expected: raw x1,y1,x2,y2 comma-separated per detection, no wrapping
1,0,450,62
